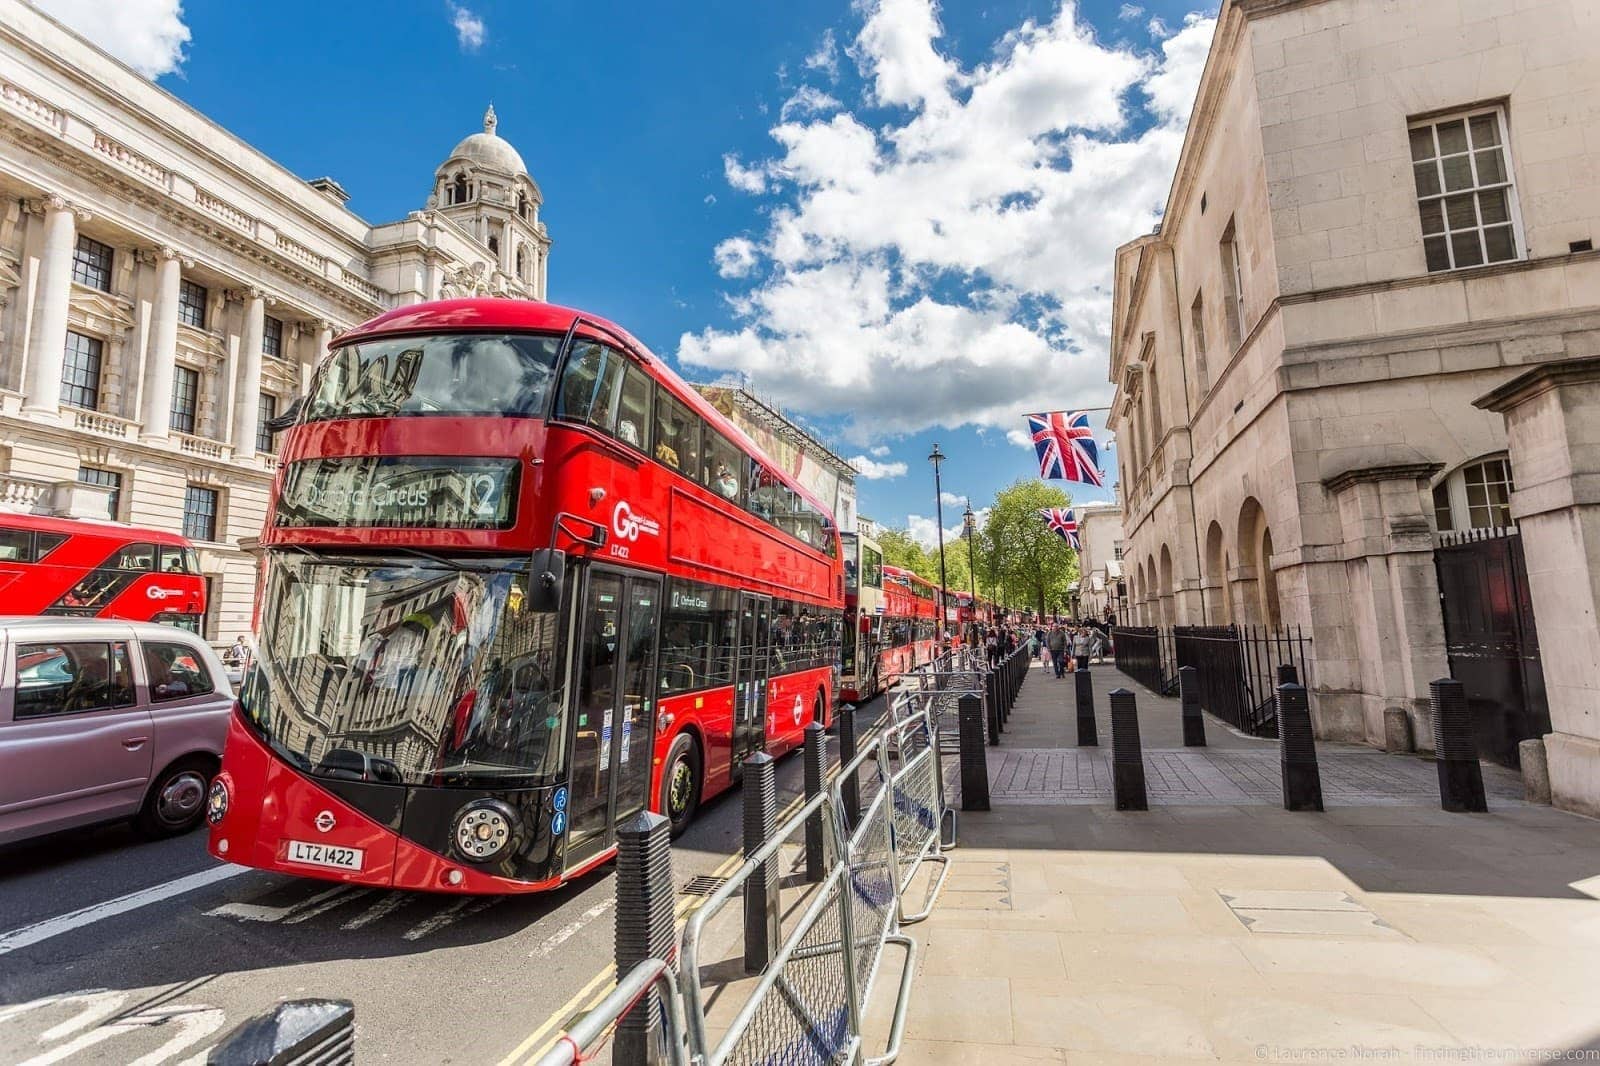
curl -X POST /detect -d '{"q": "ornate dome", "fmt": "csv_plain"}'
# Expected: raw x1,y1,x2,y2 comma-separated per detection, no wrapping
442,105,527,176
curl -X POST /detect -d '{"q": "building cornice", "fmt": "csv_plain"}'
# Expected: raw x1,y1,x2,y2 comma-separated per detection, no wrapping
1475,356,1600,414
1321,462,1444,495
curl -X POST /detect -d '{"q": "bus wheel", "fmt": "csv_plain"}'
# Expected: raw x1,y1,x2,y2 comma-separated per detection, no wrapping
661,733,700,837
137,756,214,838
814,692,826,727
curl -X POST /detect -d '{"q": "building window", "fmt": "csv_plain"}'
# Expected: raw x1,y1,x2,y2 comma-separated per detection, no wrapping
171,366,199,434
262,315,283,358
517,191,530,219
183,485,219,542
452,173,468,204
78,466,123,520
178,280,207,329
516,246,528,281
1189,291,1209,393
1220,218,1244,350
60,331,103,410
71,235,113,292
1433,454,1516,532
1113,542,1124,561
488,234,500,255
257,394,277,454
1410,107,1520,272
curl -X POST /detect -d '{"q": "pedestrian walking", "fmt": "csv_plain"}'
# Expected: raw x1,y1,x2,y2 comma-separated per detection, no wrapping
1046,625,1068,678
1073,626,1093,672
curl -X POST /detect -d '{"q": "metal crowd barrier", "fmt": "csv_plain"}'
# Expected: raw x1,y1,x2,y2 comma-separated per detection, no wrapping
544,695,956,1065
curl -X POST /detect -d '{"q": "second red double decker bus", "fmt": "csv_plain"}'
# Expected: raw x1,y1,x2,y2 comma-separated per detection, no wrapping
206,299,843,894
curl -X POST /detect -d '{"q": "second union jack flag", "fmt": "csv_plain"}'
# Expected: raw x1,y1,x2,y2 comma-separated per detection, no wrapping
1026,411,1104,486
1040,507,1081,551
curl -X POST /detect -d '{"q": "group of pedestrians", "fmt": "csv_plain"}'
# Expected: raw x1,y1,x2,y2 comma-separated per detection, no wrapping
1040,621,1108,678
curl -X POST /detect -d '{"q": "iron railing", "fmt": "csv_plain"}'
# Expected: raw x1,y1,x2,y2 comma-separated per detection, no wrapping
1110,626,1178,694
1172,624,1311,738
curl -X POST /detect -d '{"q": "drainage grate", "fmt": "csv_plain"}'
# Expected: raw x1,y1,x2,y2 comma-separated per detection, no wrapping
681,875,730,896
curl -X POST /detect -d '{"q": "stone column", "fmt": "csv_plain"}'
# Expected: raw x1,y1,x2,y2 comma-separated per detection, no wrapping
21,196,84,416
308,320,333,392
1477,358,1600,818
140,247,186,440
231,288,266,459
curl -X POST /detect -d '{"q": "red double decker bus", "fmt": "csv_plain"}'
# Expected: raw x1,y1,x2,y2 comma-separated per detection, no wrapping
876,565,938,684
0,513,206,630
206,299,844,894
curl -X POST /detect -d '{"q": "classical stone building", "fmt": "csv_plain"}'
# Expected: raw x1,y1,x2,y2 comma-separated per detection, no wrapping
1070,497,1126,622
1108,0,1600,813
0,2,551,640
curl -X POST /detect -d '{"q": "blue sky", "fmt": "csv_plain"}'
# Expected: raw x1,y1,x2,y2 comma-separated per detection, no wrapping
51,0,1216,543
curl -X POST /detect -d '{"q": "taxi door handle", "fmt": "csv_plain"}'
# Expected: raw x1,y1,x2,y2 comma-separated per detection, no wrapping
122,737,148,750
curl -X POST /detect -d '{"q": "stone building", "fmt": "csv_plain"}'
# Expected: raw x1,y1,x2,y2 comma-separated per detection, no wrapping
1107,0,1600,814
1071,497,1126,622
0,2,550,640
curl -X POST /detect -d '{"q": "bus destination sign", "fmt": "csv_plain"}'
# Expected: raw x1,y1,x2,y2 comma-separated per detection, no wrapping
276,456,519,530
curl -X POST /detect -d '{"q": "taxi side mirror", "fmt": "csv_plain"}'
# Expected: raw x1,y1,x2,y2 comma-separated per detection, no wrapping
529,549,566,613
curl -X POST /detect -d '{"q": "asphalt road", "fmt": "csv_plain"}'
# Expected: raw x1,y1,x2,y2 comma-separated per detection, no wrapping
0,695,888,1066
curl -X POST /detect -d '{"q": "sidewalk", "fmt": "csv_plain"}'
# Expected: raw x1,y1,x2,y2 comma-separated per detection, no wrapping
870,660,1600,1064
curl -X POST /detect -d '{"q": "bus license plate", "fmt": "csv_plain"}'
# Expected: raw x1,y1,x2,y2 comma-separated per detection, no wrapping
285,840,364,871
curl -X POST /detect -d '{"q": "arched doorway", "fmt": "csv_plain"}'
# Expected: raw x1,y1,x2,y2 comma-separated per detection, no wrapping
1204,521,1230,625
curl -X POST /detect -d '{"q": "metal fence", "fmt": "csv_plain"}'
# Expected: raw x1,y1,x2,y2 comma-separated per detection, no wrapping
1110,626,1178,695
1172,624,1311,738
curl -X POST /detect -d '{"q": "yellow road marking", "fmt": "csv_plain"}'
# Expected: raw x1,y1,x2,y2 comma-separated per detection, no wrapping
507,725,876,1065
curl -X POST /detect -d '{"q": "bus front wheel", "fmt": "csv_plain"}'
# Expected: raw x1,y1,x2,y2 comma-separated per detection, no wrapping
661,733,701,837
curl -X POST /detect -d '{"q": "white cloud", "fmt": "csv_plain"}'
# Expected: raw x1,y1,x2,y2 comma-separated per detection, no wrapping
36,0,190,78
939,490,967,506
1147,15,1171,38
804,28,841,81
848,455,909,480
1117,3,1145,19
704,193,717,205
780,85,842,122
713,237,760,278
682,1,1217,439
1006,428,1033,449
450,3,486,51
907,505,991,549
870,445,891,457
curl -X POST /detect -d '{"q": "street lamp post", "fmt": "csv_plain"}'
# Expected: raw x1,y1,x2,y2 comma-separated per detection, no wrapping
929,443,949,648
963,502,977,646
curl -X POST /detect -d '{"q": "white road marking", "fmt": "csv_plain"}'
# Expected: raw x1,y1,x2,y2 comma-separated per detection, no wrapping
122,1006,227,1066
340,891,415,930
401,897,499,941
0,991,128,1041
529,897,615,958
206,883,351,923
283,887,375,925
0,866,245,957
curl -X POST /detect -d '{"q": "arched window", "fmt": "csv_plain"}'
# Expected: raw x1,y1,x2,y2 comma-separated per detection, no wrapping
515,246,528,280
1433,454,1515,532
452,172,468,204
487,234,500,256
517,191,530,220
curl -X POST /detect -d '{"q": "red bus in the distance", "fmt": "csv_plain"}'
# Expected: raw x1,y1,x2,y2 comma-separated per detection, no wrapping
206,299,844,894
877,565,938,683
0,513,206,630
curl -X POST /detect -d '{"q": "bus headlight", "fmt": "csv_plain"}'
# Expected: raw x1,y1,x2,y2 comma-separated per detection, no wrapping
206,777,230,826
453,800,517,863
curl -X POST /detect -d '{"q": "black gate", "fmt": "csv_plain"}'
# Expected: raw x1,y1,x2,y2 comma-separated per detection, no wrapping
1434,528,1550,767
1172,624,1311,739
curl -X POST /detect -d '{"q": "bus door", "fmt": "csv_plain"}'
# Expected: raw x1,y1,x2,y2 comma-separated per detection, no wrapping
564,568,661,869
731,593,771,771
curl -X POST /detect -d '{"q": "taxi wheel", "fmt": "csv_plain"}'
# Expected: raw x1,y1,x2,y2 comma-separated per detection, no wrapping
136,756,215,838
661,733,701,838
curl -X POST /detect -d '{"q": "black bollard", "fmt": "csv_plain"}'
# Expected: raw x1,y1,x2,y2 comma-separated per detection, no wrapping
958,693,991,811
1179,665,1206,747
742,751,780,974
1075,668,1098,746
613,810,675,1065
1277,662,1299,687
986,674,1001,746
836,703,859,828
802,722,827,883
1109,688,1147,810
208,1000,354,1066
1277,683,1323,811
1431,678,1487,812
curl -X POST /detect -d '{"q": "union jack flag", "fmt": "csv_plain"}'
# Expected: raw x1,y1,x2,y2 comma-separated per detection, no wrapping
1040,507,1080,551
1026,411,1104,486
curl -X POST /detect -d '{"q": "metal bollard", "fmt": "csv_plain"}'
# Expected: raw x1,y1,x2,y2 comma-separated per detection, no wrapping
742,751,780,974
1431,678,1487,812
1075,668,1098,746
802,722,827,882
958,693,991,811
1109,688,1147,810
614,810,674,1065
1277,683,1323,812
1179,665,1206,747
836,703,859,828
1277,662,1299,687
207,999,354,1066
986,673,1001,746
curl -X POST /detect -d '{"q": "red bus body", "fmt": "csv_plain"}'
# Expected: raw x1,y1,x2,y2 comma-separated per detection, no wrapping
207,299,843,894
875,565,938,686
0,512,206,630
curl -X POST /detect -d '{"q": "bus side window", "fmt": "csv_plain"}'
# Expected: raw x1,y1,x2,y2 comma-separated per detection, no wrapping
0,528,31,561
159,545,186,573
615,363,651,452
585,347,625,434
116,543,156,572
704,434,743,503
555,341,605,423
653,392,686,470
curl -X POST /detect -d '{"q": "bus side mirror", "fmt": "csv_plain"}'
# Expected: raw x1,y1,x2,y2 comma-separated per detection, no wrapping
530,549,566,613
265,396,303,433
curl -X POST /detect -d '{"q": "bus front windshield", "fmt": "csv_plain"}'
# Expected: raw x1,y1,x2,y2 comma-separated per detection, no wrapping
304,333,562,421
239,552,568,789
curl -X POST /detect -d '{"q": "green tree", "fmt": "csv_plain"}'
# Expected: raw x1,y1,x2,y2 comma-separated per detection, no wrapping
877,528,932,579
982,480,1080,618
